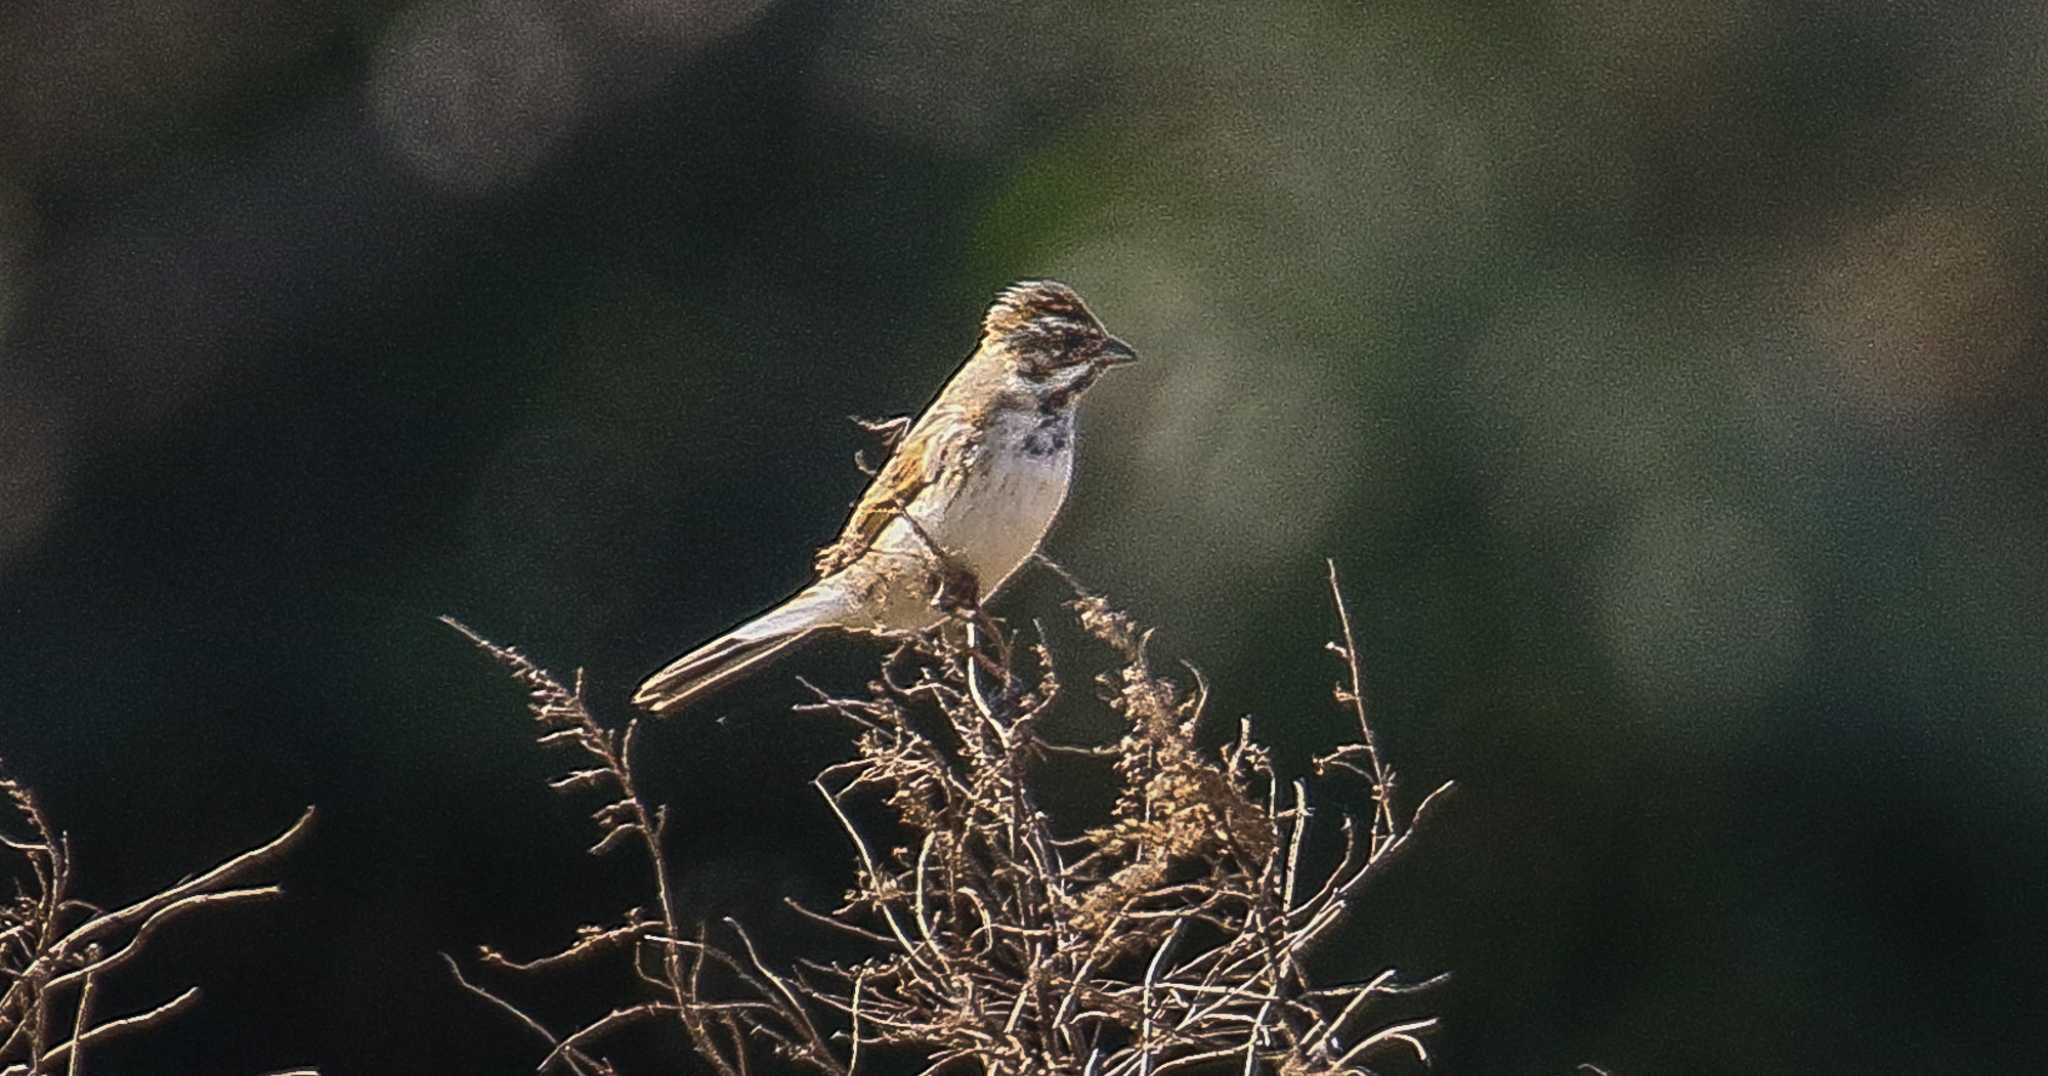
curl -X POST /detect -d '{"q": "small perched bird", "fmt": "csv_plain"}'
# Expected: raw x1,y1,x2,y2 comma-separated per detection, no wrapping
633,281,1137,714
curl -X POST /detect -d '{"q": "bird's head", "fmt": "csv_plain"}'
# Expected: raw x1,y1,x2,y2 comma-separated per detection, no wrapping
980,280,1137,405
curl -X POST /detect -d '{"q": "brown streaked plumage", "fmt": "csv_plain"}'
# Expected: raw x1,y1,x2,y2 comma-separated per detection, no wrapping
634,280,1136,715
813,412,978,577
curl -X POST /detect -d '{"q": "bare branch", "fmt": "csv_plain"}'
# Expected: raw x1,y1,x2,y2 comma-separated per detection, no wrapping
452,561,1453,1074
1,763,312,1076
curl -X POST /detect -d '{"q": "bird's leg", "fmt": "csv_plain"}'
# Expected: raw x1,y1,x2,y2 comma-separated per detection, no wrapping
929,557,982,615
926,559,1015,695
893,506,1012,697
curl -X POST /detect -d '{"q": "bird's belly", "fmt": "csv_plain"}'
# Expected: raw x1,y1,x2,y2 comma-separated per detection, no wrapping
860,440,1073,629
932,445,1073,590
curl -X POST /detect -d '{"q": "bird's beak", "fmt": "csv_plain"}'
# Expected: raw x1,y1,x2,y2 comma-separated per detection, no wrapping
1096,336,1138,367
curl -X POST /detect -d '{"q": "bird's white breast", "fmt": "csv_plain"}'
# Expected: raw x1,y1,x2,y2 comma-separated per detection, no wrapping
936,409,1074,592
858,406,1074,629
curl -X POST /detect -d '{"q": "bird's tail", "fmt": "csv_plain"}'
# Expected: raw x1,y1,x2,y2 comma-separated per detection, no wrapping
631,585,852,715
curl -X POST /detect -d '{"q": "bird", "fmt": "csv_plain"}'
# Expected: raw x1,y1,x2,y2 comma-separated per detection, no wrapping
632,280,1137,714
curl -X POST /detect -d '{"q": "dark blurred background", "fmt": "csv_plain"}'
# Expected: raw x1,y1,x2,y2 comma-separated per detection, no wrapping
3,1,2045,1072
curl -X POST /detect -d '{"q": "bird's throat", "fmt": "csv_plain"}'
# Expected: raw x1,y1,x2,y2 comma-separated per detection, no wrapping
1037,366,1100,413
1021,409,1072,458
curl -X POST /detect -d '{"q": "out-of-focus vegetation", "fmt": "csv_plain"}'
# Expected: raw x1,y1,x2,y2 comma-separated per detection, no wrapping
2,2,2043,1072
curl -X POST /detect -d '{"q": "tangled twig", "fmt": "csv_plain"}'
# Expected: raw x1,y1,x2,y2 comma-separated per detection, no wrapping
448,562,1452,1074
0,763,315,1075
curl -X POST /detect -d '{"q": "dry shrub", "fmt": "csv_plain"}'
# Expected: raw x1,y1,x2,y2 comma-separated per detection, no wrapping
447,560,1452,1075
0,763,314,1074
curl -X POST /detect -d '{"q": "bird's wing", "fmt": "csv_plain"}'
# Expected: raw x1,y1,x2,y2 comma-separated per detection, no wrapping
814,407,978,577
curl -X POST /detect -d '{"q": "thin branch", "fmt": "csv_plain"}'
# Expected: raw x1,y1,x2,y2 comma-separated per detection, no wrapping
452,561,1453,1075
53,808,315,956
1323,559,1396,848
444,954,603,1076
36,988,201,1068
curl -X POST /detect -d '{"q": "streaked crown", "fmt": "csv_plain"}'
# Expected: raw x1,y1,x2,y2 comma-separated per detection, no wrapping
980,280,1137,377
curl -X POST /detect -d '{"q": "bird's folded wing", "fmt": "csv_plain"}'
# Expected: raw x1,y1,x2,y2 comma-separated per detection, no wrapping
814,407,978,576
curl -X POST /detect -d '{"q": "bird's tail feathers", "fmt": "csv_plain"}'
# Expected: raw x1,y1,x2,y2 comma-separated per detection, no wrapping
632,586,850,715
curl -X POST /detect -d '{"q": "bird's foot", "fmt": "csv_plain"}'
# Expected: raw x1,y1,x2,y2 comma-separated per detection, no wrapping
928,560,983,617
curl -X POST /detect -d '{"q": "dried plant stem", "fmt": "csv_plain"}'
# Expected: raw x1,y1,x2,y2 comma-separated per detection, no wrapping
450,559,1453,1074
1,764,315,1076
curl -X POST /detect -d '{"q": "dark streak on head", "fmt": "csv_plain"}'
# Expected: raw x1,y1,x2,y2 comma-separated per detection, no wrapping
982,280,1112,378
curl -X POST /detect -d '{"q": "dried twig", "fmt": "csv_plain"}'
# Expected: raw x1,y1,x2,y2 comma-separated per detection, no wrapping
0,763,315,1075
451,559,1453,1074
